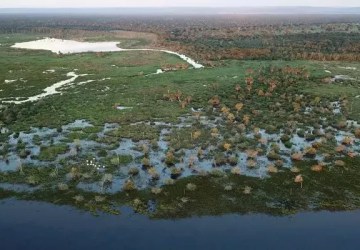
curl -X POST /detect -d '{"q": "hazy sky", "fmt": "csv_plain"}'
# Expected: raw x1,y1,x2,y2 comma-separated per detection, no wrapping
0,0,359,8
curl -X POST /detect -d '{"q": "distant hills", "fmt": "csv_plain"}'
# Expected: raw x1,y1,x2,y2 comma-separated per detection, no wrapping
0,7,360,15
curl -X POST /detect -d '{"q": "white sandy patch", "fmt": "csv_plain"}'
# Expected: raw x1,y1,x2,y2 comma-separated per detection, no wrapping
12,38,122,54
116,106,132,110
1,72,87,104
12,38,204,69
1,127,9,134
123,48,204,69
339,66,357,70
98,77,111,81
347,120,360,128
74,77,111,86
146,69,164,76
330,101,341,114
1,73,113,104
332,75,357,82
74,80,96,86
4,79,17,84
159,50,203,69
43,69,56,74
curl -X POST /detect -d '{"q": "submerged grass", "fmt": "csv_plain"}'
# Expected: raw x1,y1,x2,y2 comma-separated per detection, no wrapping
1,156,360,218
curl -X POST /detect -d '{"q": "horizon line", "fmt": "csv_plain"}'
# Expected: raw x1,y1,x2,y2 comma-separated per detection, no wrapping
1,6,360,9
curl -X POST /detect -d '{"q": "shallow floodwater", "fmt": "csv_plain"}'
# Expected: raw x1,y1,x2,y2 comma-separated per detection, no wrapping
1,117,359,193
0,199,359,250
1,71,88,104
11,38,204,69
11,38,122,54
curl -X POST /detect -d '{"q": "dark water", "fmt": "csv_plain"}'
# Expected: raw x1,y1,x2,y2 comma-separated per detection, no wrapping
0,199,359,250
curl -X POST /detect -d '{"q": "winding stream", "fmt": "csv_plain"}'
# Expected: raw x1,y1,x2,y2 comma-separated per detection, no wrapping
1,72,88,104
3,38,204,104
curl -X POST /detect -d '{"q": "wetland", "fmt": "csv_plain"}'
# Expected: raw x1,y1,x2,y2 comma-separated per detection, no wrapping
0,13,360,249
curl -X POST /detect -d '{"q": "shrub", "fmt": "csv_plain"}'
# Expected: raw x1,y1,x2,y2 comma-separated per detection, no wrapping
186,183,197,191
151,187,162,195
123,180,137,191
128,167,139,176
73,195,84,202
267,164,278,173
243,186,252,194
231,166,241,175
58,183,69,191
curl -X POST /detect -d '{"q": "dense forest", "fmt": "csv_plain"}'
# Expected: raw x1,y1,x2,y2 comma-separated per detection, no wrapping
0,14,360,61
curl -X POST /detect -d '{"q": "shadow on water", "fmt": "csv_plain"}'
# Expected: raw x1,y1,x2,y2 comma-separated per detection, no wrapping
0,198,359,250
